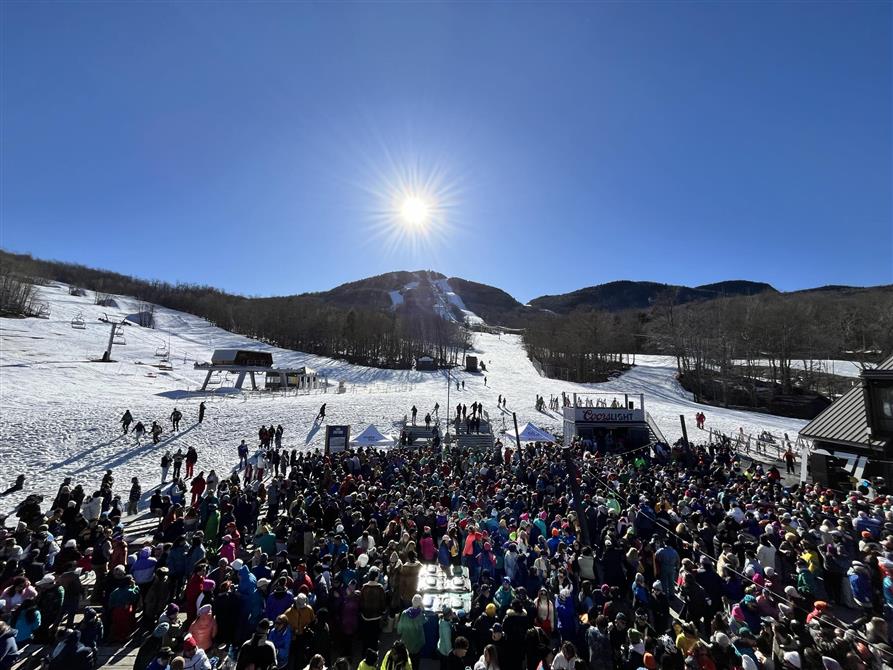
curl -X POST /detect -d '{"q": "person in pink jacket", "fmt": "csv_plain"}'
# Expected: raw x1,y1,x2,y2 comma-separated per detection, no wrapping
188,603,218,650
419,527,436,562
218,535,237,564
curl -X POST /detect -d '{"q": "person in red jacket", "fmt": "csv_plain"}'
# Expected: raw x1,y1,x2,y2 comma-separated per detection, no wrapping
190,473,206,507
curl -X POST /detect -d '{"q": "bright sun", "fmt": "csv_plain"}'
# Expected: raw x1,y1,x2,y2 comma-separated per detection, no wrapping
399,196,430,226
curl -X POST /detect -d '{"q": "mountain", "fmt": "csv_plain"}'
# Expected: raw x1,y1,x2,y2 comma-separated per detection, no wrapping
529,279,778,314
305,270,445,312
443,277,528,327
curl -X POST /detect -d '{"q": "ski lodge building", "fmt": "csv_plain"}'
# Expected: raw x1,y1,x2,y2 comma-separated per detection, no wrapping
800,354,893,490
562,392,666,452
195,349,320,391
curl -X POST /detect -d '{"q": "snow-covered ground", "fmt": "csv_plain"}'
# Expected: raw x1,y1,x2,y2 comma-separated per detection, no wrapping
732,359,864,378
433,279,484,325
0,282,806,512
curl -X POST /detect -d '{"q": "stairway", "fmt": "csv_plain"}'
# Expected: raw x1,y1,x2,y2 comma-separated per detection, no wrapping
451,417,495,450
645,412,668,444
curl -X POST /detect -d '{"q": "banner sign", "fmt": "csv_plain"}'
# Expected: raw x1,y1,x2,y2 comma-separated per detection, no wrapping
325,425,350,454
568,408,645,423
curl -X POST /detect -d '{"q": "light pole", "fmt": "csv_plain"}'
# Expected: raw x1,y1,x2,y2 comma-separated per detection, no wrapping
445,357,451,445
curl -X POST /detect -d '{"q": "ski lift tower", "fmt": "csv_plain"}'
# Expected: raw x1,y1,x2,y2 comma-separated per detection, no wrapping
96,315,130,362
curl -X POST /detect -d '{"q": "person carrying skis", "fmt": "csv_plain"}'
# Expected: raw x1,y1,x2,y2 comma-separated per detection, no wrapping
121,410,133,434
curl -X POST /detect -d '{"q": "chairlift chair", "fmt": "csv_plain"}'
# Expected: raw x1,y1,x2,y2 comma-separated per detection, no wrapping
71,313,86,330
154,344,169,357
113,326,127,345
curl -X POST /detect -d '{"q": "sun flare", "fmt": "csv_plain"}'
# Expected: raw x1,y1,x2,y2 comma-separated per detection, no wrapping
399,196,431,226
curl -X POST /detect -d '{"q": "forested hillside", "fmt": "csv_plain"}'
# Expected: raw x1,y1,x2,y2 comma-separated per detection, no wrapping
0,251,470,369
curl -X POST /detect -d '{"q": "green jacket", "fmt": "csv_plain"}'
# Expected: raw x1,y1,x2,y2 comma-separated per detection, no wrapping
396,608,426,654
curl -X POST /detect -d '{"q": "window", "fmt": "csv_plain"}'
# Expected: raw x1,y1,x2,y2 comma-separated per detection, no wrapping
881,386,893,420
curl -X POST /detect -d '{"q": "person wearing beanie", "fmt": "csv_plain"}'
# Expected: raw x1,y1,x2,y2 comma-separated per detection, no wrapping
396,595,426,668
181,635,212,670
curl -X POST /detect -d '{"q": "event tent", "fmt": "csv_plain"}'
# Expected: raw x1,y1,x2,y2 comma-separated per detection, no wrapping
351,424,396,447
512,422,557,443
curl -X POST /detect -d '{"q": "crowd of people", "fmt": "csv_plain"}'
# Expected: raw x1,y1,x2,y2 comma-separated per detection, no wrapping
2,411,893,670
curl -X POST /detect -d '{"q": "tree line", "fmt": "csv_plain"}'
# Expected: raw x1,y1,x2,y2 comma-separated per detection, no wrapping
523,285,893,413
0,250,470,369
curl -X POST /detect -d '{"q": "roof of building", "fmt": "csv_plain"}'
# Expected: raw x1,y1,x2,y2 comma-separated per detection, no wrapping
800,354,893,450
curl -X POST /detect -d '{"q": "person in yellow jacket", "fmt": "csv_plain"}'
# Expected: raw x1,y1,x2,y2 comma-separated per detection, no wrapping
380,640,412,670
283,593,315,635
357,648,378,670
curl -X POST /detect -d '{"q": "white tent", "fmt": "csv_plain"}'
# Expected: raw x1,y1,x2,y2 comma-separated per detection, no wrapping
351,424,396,447
512,422,557,443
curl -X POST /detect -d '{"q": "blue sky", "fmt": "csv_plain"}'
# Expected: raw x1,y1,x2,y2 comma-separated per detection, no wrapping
1,2,890,303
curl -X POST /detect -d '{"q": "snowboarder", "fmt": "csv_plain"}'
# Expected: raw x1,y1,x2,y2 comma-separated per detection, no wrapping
238,440,249,469
170,408,182,432
127,477,141,515
172,449,184,480
198,402,206,424
316,403,327,423
121,410,133,434
185,446,198,479
411,406,418,425
160,452,171,484
133,421,146,443
150,421,163,444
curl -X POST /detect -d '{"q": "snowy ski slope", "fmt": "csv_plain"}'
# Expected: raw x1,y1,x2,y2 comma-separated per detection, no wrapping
0,282,807,511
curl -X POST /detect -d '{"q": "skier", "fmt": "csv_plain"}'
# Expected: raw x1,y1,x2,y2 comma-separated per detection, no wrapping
498,394,502,406
456,381,460,391
127,477,141,515
198,402,206,425
160,452,171,485
172,449,184,480
316,403,327,423
461,380,465,390
151,421,163,444
185,446,198,479
411,406,418,425
433,402,439,419
484,376,487,386
133,421,146,443
238,440,249,469
170,408,182,432
121,410,133,434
